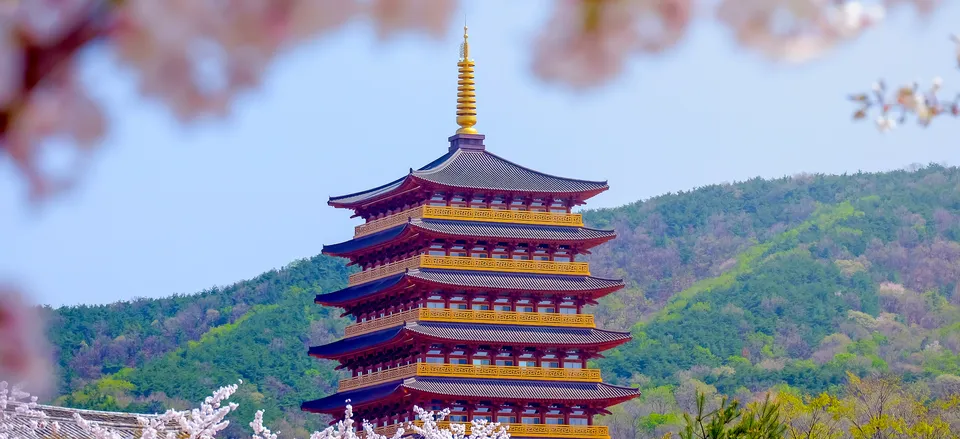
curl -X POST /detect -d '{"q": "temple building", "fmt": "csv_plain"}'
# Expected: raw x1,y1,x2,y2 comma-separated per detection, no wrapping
301,27,638,439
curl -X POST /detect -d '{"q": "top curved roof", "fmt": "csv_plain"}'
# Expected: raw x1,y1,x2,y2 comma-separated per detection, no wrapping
328,148,609,207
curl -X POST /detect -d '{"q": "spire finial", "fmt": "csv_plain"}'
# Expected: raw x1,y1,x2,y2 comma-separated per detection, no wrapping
455,23,478,135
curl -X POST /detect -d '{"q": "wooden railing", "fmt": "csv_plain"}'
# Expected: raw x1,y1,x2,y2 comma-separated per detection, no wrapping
345,308,596,338
347,257,422,286
338,363,603,391
374,421,609,439
348,255,590,286
354,205,585,237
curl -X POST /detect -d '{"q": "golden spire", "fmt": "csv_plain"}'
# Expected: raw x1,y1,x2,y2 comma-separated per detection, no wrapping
456,25,478,135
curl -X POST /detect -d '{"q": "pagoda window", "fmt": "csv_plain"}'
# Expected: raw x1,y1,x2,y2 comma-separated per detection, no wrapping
492,246,509,259
473,407,492,422
429,243,446,256
518,353,536,368
509,199,527,211
495,351,514,366
569,417,588,425
533,248,550,261
472,298,490,310
450,350,468,364
559,300,577,314
450,195,468,208
449,245,468,257
472,352,491,366
450,296,468,309
491,196,507,210
496,409,517,424
493,298,512,312
470,245,488,258
512,245,530,260
537,300,555,313
541,354,560,368
449,410,468,423
553,248,571,262
429,192,447,207
470,196,487,209
521,408,540,424
515,299,534,313
549,199,568,213
530,198,548,212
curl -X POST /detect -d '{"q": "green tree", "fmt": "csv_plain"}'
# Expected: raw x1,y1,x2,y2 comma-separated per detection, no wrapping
677,392,786,439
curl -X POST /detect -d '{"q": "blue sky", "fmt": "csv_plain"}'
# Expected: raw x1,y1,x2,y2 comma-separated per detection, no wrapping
3,1,960,306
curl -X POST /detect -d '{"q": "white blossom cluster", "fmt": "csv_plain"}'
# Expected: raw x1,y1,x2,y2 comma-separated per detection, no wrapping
0,381,58,439
0,380,511,439
850,35,960,132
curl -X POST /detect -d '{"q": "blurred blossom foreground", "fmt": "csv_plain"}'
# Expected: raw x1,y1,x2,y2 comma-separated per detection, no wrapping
0,289,51,396
0,380,510,439
0,0,944,201
0,0,949,415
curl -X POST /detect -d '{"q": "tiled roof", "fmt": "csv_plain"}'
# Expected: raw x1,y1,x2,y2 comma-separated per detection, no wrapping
301,378,639,413
328,149,608,207
0,403,183,439
322,219,615,256
314,270,624,306
410,269,623,292
309,326,406,357
314,273,407,306
405,377,639,402
322,226,408,256
301,380,405,413
308,323,631,358
406,322,631,346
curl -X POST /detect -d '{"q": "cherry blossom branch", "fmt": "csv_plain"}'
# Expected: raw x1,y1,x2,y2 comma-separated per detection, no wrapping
849,34,960,132
0,381,59,439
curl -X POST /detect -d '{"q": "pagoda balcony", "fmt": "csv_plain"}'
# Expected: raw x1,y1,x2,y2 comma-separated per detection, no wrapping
354,205,585,238
374,422,609,439
339,363,603,392
345,308,596,338
348,255,591,286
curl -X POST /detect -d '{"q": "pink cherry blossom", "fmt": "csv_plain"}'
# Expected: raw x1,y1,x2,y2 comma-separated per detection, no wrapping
0,289,52,394
531,0,652,89
717,0,884,64
365,0,458,41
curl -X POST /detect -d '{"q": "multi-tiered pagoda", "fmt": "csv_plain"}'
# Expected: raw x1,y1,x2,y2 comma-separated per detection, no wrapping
301,27,638,439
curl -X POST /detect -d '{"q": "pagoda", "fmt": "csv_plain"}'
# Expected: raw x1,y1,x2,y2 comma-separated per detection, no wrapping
301,27,638,439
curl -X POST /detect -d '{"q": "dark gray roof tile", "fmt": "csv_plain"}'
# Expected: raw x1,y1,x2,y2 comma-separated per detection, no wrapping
404,377,639,402
314,270,624,306
329,149,608,206
322,219,615,256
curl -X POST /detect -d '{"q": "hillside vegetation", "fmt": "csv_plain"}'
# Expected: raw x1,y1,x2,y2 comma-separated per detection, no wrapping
47,164,960,438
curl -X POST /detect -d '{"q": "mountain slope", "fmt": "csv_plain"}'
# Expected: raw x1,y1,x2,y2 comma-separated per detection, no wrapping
47,164,960,438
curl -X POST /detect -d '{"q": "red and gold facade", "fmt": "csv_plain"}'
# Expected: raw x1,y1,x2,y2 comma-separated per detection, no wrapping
301,27,638,439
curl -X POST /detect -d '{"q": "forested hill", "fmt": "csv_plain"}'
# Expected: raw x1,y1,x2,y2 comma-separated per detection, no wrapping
46,164,960,438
